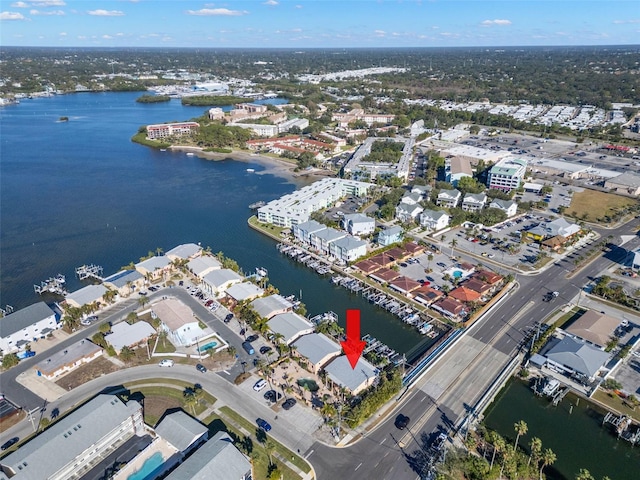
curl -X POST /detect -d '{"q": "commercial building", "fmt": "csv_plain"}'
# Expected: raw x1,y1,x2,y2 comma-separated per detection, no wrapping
0,394,145,480
604,172,640,196
0,302,58,354
487,158,527,191
257,178,373,228
34,339,102,380
146,122,199,140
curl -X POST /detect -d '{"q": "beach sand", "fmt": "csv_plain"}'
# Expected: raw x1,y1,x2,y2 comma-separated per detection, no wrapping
169,145,336,183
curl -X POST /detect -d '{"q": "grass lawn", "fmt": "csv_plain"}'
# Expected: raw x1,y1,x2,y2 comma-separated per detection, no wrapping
555,307,587,328
567,190,638,224
248,216,286,237
592,389,640,423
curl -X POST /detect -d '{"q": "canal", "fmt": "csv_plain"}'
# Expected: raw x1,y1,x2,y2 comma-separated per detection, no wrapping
483,378,640,480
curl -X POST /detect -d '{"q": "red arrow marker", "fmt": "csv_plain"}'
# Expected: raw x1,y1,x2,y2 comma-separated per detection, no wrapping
341,309,366,369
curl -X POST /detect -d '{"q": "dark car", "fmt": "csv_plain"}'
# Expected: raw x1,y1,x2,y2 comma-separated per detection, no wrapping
196,363,207,373
395,414,410,430
246,334,259,343
256,418,272,432
1,437,19,451
263,390,282,402
178,280,184,286
224,313,234,323
282,398,297,410
259,346,272,355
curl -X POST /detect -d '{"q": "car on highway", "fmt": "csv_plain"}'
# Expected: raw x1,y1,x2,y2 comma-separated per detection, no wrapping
80,315,99,326
158,359,174,367
1,437,19,451
256,418,272,432
259,346,272,355
282,398,297,410
246,334,259,342
394,414,410,430
253,379,267,391
263,390,282,403
196,363,207,373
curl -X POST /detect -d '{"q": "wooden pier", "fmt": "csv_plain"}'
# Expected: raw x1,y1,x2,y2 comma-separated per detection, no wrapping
75,264,103,281
34,274,67,295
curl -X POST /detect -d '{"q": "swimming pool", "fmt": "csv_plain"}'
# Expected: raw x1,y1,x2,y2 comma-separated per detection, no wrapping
297,378,319,392
198,341,218,352
127,451,164,480
452,270,463,278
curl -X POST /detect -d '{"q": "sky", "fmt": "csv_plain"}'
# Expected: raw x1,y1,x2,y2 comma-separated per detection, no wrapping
1,0,639,48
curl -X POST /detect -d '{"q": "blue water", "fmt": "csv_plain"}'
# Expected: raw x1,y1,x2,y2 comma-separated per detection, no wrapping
127,451,164,480
198,341,218,352
452,270,463,278
0,92,424,353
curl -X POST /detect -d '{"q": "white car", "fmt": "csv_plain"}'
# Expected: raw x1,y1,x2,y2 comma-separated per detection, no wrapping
253,379,267,392
158,359,174,367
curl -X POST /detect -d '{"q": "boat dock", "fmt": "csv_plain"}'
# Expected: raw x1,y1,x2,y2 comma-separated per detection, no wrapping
34,274,67,295
248,201,266,210
75,264,103,281
362,333,402,365
277,243,334,275
309,311,338,325
603,412,640,445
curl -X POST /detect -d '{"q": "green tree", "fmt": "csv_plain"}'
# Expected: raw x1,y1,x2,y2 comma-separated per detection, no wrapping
138,296,149,309
514,419,528,450
119,346,134,362
99,322,111,334
575,469,595,480
540,448,557,479
528,436,542,467
2,353,20,370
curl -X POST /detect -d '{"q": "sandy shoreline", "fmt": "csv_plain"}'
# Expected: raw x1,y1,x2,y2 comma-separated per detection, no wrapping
169,145,335,183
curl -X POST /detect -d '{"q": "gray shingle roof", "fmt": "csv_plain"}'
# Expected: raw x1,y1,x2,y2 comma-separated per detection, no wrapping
164,431,251,480
0,302,55,337
155,411,208,452
0,395,142,480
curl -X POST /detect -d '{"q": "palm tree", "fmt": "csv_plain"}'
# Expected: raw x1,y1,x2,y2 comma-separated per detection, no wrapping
138,296,149,309
514,420,528,450
449,238,458,257
575,469,595,480
119,346,134,362
427,253,434,271
183,390,197,415
155,247,163,256
540,448,556,479
489,431,504,470
528,436,542,467
320,403,337,422
263,438,276,467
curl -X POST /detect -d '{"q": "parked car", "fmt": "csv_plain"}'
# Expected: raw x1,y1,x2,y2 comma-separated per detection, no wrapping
225,313,234,322
242,342,255,355
256,418,272,432
246,334,259,343
395,414,410,430
282,398,297,410
263,390,282,402
80,315,99,326
259,346,272,355
253,379,267,391
1,437,19,451
158,359,174,367
196,363,207,373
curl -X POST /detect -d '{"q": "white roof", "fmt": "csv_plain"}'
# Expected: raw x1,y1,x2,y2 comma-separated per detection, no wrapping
155,411,208,452
202,269,243,289
268,312,314,343
136,255,171,272
66,284,108,307
166,243,202,259
251,294,294,319
324,356,378,393
104,321,155,351
188,256,222,277
523,182,543,191
226,282,264,301
292,333,341,366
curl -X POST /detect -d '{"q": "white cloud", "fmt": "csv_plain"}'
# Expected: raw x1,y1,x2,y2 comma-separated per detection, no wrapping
295,4,302,8
613,19,640,24
102,34,113,39
291,27,302,32
481,19,512,26
263,0,278,5
32,0,65,6
186,8,248,16
10,2,29,8
88,9,124,16
374,29,386,37
59,31,66,36
30,9,64,15
0,11,26,20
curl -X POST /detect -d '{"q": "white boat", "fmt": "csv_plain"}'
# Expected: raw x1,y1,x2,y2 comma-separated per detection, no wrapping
542,378,560,396
160,149,166,152
186,152,195,156
246,168,255,172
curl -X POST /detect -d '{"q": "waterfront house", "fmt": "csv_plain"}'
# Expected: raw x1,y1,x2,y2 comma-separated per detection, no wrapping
267,312,315,345
135,255,172,281
65,284,109,310
342,213,375,236
164,431,252,480
104,321,156,354
330,236,367,263
251,294,294,320
153,298,211,347
324,355,378,395
395,202,423,223
489,198,518,217
0,302,58,354
370,268,401,284
0,394,145,480
165,243,202,262
225,282,264,303
368,251,397,269
102,269,144,297
377,226,403,246
292,333,342,374
448,286,482,303
293,219,326,244
389,276,422,296
437,189,462,208
543,336,610,383
201,269,243,296
563,310,620,350
188,255,222,279
432,297,466,320
420,209,450,232
414,286,444,306
353,259,382,275
33,339,102,380
461,192,487,212
155,411,208,457
310,227,347,254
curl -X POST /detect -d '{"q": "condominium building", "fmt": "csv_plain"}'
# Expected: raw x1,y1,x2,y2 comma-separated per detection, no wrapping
146,122,199,140
257,178,374,227
487,158,527,191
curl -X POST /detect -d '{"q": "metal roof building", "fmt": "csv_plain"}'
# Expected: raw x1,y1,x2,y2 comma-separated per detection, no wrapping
65,284,108,308
187,255,222,278
292,333,342,373
251,294,294,320
544,336,610,380
0,302,55,338
155,411,208,454
324,356,378,395
267,312,314,345
165,243,202,261
226,282,264,302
